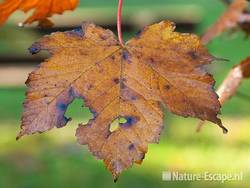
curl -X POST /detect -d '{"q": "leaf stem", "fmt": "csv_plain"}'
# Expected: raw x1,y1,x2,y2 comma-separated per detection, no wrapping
117,0,125,47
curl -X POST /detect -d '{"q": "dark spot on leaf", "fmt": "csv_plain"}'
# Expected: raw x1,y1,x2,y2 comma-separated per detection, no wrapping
71,27,85,37
187,51,197,60
57,103,67,111
130,95,137,100
135,29,143,38
147,58,155,64
29,43,41,55
165,85,171,90
120,116,138,128
105,130,112,139
122,50,130,62
87,84,93,90
113,78,120,84
121,87,138,101
90,108,97,118
128,143,135,150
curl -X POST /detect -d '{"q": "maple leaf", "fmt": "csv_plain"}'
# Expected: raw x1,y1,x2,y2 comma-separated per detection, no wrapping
0,0,79,27
197,57,250,132
202,0,249,44
18,21,227,180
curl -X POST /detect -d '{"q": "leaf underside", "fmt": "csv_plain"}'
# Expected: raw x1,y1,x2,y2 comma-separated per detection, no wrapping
18,20,226,180
0,0,79,27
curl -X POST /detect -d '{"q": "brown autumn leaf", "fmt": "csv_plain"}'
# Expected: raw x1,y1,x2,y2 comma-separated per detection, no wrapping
239,19,250,37
202,0,249,44
0,0,79,27
17,21,227,180
221,0,250,37
197,57,250,132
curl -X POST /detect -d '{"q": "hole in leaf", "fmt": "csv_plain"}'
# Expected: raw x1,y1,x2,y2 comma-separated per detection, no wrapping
119,117,127,124
65,99,93,126
109,117,127,132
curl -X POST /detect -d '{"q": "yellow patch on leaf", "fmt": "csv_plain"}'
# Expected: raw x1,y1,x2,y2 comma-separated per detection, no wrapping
18,21,226,180
0,0,79,27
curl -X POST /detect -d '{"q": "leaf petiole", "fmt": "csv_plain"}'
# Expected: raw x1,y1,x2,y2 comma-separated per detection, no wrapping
117,0,125,47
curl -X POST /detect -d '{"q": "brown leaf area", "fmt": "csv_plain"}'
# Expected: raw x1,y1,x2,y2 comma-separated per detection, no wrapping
201,0,248,44
240,57,250,78
197,57,250,132
239,21,250,37
217,57,250,105
18,21,225,180
0,0,79,27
